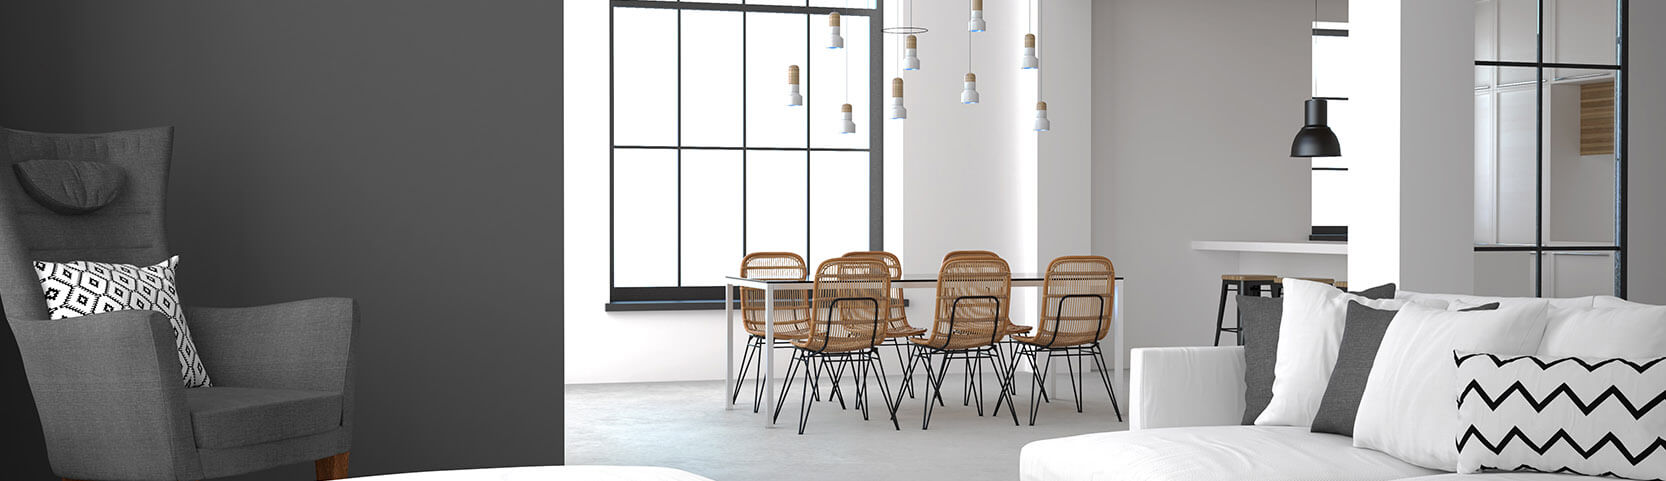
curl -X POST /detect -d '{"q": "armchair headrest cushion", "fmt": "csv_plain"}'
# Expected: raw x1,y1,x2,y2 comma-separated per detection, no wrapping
12,159,126,215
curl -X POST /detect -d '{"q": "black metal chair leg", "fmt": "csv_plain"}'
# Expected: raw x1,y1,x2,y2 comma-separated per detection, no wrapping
893,343,915,398
871,355,901,430
858,357,872,421
772,352,804,424
796,356,814,435
731,337,758,407
923,353,951,430
1092,345,1124,422
988,349,1019,426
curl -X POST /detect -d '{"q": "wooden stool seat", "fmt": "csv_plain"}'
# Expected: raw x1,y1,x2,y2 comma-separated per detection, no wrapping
1335,281,1349,290
1274,276,1335,284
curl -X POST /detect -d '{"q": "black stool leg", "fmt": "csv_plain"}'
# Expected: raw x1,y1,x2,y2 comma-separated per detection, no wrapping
1214,280,1231,346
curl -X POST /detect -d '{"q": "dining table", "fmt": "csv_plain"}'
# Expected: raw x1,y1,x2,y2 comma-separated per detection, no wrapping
723,272,1126,425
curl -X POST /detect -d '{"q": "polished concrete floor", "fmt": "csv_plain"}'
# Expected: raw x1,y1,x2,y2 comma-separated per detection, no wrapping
565,369,1129,481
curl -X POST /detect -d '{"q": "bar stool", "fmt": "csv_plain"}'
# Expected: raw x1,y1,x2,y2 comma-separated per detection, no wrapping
1269,276,1336,297
1335,281,1349,290
1215,274,1277,346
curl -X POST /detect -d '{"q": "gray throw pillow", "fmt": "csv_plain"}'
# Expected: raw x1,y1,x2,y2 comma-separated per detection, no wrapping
1238,295,1283,425
1310,301,1500,436
1239,282,1396,425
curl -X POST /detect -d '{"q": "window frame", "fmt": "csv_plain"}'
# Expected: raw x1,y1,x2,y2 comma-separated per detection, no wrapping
607,0,886,310
1309,26,1349,241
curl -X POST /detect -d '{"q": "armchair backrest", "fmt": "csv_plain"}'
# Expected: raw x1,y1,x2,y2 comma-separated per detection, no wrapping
0,127,173,320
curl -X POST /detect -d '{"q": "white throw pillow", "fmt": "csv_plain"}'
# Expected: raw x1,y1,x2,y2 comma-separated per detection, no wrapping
1353,301,1552,470
1456,352,1666,479
33,256,212,388
1398,290,1597,310
1255,279,1416,427
1540,306,1666,359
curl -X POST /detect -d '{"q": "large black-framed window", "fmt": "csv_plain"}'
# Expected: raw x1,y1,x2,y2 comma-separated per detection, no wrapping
1473,0,1628,298
608,0,885,310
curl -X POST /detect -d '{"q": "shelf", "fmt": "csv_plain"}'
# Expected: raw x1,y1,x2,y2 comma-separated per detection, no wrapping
1191,240,1348,255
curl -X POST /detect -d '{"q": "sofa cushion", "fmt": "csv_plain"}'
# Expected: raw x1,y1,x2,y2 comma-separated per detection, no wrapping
1020,426,1440,481
1238,295,1282,425
1398,474,1605,480
186,387,342,449
1540,305,1666,359
1259,280,1418,427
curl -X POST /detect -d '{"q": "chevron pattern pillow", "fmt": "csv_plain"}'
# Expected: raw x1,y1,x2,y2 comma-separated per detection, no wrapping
33,256,212,388
1456,351,1665,479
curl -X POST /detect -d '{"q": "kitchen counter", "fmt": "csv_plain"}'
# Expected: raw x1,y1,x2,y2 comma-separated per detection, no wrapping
1191,240,1348,255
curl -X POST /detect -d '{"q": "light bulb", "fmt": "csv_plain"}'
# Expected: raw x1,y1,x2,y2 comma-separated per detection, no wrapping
1034,101,1050,132
890,78,907,120
968,0,986,32
903,35,921,70
840,104,856,134
829,12,845,49
1020,34,1039,69
961,73,979,104
787,65,803,106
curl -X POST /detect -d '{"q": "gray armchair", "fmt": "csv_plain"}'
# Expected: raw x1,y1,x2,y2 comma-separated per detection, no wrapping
0,127,357,481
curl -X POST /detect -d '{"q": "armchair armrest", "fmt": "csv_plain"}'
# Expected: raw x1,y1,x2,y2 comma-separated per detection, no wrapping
186,298,358,394
1129,346,1246,430
9,310,202,481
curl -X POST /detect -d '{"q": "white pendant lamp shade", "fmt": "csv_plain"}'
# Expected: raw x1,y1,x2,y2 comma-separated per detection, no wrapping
961,73,979,104
787,65,803,106
829,12,845,49
1034,101,1050,132
1020,34,1039,69
967,0,987,32
890,78,907,119
840,103,856,134
903,35,921,70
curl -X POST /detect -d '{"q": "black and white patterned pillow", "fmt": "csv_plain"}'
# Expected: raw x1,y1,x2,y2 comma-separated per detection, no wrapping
1456,351,1665,480
34,256,212,388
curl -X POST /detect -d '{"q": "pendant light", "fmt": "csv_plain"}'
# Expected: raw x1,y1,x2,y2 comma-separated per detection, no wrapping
904,35,921,70
787,65,803,106
1034,101,1050,132
890,78,907,119
1289,0,1340,157
841,104,856,134
1020,34,1039,69
961,73,979,104
829,12,845,49
967,0,987,32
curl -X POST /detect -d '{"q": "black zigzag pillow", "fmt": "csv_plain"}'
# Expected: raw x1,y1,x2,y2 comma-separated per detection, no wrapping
33,256,212,388
1456,351,1665,480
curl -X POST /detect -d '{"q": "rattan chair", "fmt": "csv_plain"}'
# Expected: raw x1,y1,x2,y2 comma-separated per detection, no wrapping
731,252,813,413
936,250,1036,408
1010,256,1122,425
771,257,900,434
843,251,928,399
901,256,1020,429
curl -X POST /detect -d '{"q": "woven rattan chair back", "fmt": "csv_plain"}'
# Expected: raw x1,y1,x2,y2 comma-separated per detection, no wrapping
925,256,1012,350
1032,256,1115,347
803,258,892,353
943,249,1001,262
739,252,811,336
843,251,912,333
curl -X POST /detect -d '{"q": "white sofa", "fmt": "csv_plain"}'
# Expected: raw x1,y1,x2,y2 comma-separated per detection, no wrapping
1018,292,1648,481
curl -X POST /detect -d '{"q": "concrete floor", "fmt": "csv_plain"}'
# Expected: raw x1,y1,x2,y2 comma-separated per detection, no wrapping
565,370,1129,481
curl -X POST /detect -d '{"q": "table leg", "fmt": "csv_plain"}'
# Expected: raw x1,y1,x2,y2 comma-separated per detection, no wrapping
724,283,735,410
763,285,776,426
1114,279,1126,388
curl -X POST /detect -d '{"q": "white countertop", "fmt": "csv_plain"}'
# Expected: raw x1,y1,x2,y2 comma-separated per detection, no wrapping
1191,240,1348,255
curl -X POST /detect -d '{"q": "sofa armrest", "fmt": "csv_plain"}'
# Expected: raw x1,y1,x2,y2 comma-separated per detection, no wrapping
1129,346,1246,430
8,310,203,480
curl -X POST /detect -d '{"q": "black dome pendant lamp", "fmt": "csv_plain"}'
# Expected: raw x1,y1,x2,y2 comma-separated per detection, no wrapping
1291,98,1341,157
1291,0,1340,158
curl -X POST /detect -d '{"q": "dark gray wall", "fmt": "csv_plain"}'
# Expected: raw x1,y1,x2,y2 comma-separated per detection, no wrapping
0,1,564,479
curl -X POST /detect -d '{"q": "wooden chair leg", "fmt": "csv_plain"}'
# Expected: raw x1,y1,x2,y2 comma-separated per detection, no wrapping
315,451,350,480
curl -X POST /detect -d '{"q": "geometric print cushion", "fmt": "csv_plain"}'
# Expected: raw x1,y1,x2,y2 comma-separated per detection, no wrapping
34,256,211,388
1456,351,1665,480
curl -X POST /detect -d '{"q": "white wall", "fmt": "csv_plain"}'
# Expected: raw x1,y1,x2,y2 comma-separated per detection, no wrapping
564,0,1095,384
1627,1,1666,304
1347,0,1475,293
1090,0,1313,351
